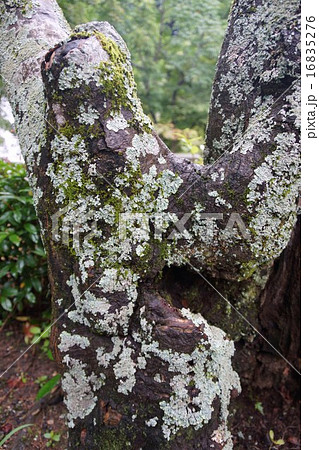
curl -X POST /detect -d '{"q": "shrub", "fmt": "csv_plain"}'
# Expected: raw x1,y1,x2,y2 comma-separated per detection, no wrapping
0,160,48,317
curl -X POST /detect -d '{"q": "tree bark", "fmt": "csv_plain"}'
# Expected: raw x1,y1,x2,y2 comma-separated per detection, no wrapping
0,0,300,448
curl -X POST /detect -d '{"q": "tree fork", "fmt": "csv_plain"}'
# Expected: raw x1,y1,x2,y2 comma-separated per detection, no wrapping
0,0,300,448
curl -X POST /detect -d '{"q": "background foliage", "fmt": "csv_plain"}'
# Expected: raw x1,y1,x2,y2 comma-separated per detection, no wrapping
57,0,231,131
0,161,48,317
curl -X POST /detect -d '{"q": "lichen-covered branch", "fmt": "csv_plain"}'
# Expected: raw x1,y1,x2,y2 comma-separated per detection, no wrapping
0,0,300,448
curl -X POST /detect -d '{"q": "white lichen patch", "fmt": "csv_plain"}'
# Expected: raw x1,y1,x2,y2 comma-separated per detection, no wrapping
58,331,90,352
32,186,43,208
126,308,241,442
94,306,239,443
246,132,300,260
206,0,300,159
154,373,162,383
58,37,104,91
145,417,158,427
97,338,137,395
106,113,128,132
67,272,138,335
158,155,167,165
158,309,240,441
78,104,99,126
46,134,88,203
62,356,104,428
113,344,137,394
211,424,233,449
125,133,160,171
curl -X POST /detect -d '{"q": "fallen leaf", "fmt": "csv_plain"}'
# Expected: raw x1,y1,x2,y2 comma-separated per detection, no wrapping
7,377,24,389
103,406,122,426
1,423,13,434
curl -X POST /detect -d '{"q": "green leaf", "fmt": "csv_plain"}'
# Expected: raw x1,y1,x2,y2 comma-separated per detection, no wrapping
13,210,22,223
25,254,36,267
31,335,41,344
274,439,285,445
2,286,18,297
0,231,8,243
35,375,48,385
10,264,18,278
9,233,21,245
30,233,39,243
24,223,38,234
0,192,26,204
269,429,285,445
26,292,36,303
32,247,46,257
269,430,274,441
255,401,264,415
31,278,42,293
1,297,12,311
17,258,25,273
30,326,41,334
46,349,54,360
41,328,50,339
0,210,13,224
0,424,33,446
36,374,61,401
0,265,9,278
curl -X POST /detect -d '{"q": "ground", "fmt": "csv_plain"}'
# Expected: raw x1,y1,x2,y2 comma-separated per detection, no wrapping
0,322,300,449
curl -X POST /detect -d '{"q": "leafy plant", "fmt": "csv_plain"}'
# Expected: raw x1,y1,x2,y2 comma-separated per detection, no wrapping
36,374,61,401
154,122,204,163
43,430,61,447
0,160,48,317
24,321,53,359
0,423,33,446
269,429,285,447
254,401,264,415
35,375,49,386
175,129,204,164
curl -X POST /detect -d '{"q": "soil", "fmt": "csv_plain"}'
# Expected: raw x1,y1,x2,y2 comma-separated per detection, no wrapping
0,322,300,450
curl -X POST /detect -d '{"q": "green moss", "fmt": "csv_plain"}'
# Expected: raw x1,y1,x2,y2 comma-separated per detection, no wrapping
51,92,63,103
59,122,102,141
223,181,236,201
6,0,30,10
98,59,133,114
63,30,152,133
93,32,135,115
242,186,251,206
94,33,152,133
95,428,132,449
59,123,75,139
70,31,91,40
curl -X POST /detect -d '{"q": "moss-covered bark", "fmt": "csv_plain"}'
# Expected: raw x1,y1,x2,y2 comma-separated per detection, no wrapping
0,0,300,448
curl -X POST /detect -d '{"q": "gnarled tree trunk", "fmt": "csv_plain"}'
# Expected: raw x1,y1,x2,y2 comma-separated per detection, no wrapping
0,0,300,448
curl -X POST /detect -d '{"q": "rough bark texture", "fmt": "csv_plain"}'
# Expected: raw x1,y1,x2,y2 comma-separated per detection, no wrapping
0,0,300,449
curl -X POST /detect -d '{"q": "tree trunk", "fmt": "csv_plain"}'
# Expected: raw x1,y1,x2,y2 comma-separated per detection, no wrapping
0,0,300,448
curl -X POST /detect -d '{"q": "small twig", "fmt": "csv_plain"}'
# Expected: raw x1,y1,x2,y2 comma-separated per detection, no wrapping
0,311,14,333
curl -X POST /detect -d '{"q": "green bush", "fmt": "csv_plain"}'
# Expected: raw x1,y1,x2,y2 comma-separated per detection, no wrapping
0,160,48,317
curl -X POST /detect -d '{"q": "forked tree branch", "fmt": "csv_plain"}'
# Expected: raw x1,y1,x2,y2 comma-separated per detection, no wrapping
0,0,300,448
